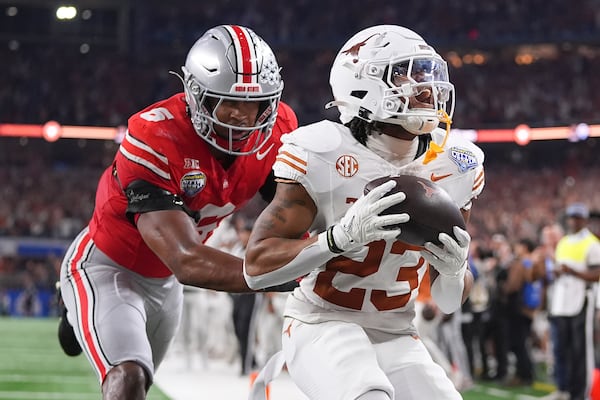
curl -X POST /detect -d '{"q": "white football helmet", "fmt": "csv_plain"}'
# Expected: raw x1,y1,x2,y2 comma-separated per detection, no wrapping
328,25,454,135
177,25,283,155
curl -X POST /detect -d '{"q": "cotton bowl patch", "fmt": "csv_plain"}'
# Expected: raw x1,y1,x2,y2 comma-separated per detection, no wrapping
180,171,206,196
449,147,478,173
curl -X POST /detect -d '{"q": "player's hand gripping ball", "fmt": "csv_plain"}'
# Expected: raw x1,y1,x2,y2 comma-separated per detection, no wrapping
364,175,465,248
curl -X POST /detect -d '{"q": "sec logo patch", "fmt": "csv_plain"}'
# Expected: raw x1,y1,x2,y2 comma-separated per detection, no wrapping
336,154,359,177
180,171,206,197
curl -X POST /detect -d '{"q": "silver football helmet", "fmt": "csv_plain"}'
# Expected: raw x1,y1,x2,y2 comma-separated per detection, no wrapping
327,25,454,135
177,25,283,155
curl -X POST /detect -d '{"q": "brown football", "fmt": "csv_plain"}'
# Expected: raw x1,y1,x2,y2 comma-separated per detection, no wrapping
363,175,466,248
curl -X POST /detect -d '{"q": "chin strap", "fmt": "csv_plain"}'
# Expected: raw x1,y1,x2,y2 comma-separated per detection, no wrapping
423,109,452,165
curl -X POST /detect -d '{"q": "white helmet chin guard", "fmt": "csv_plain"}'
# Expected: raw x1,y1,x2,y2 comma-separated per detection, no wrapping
327,25,455,135
176,25,283,155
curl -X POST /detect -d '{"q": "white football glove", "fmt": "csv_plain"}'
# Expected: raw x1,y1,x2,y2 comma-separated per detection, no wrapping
327,180,409,253
420,226,470,278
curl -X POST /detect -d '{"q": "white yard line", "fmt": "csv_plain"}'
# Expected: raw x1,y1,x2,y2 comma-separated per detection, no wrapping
0,391,98,399
0,375,92,384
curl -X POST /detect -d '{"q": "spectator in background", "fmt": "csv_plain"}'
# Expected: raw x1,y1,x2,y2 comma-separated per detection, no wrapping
536,222,564,377
540,223,566,293
15,272,41,316
211,211,289,376
229,214,262,376
461,241,493,380
543,203,600,400
438,309,474,391
254,290,287,371
503,238,542,386
481,234,513,382
172,216,238,370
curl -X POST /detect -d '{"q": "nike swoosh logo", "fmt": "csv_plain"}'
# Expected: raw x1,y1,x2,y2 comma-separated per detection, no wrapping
430,172,452,182
256,144,274,160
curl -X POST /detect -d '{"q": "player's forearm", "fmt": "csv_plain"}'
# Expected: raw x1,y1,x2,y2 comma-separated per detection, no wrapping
173,245,252,292
244,233,333,290
430,265,473,314
136,210,251,291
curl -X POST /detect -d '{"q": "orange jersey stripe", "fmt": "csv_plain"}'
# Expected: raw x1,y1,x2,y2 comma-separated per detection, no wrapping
276,156,307,174
472,171,485,191
279,150,307,166
417,267,432,301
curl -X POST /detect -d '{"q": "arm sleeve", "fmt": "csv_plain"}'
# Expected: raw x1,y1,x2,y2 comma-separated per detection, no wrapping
243,232,335,290
124,179,200,224
258,171,277,203
430,261,467,314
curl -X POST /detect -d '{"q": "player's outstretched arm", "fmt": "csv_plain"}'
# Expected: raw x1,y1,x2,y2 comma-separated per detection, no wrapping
244,182,319,289
244,179,409,290
137,210,252,292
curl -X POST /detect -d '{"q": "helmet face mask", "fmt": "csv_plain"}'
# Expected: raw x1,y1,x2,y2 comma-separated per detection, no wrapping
328,25,454,135
178,25,283,155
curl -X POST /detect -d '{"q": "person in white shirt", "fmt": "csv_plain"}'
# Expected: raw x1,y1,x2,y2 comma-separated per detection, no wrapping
544,203,600,400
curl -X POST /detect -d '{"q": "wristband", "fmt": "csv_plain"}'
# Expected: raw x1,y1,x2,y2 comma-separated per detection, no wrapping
326,226,345,254
260,280,299,292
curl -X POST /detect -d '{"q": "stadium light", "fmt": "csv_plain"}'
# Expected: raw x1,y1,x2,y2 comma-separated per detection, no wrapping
0,123,122,142
56,6,77,20
42,121,61,142
514,124,531,146
450,124,600,143
6,6,18,17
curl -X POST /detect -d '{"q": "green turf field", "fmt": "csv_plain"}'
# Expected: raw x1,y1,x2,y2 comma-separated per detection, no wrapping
0,317,555,400
463,381,552,400
0,317,170,400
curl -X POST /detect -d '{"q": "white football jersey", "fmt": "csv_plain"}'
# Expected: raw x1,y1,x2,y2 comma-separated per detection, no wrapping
274,120,485,334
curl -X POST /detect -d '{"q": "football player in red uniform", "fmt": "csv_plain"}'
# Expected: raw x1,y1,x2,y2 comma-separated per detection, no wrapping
58,25,298,400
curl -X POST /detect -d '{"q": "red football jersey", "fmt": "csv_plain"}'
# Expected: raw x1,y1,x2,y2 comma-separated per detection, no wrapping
88,93,298,277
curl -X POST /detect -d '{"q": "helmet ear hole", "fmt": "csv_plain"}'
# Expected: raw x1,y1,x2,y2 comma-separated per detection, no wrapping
350,90,367,99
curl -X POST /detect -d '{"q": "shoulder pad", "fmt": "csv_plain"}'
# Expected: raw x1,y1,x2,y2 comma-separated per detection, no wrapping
281,120,343,153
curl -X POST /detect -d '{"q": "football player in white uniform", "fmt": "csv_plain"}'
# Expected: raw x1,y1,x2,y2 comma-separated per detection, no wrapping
244,25,485,400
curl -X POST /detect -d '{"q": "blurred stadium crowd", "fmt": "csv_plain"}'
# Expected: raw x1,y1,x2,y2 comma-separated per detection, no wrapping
2,0,600,128
1,0,600,392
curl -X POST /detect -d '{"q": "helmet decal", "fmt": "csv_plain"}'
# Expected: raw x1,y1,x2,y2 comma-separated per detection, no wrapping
259,58,281,86
341,33,381,63
224,25,258,85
